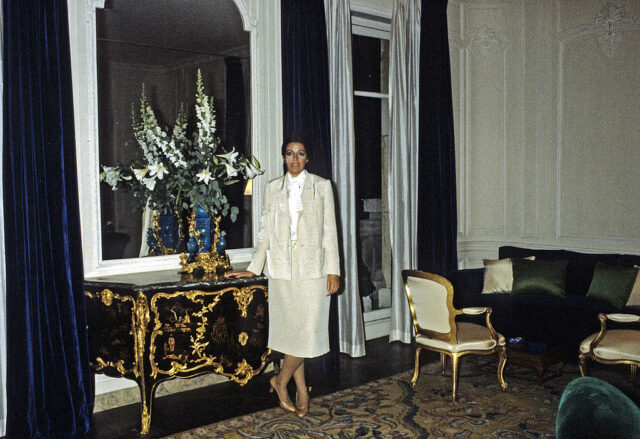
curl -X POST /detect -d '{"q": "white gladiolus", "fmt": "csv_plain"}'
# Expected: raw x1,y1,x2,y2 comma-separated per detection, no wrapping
100,166,121,189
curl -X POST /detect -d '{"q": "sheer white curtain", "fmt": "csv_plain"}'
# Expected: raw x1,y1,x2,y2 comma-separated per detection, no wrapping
388,0,420,343
0,3,7,432
324,0,366,357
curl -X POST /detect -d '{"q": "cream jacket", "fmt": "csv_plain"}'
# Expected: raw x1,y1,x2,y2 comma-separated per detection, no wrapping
247,173,340,280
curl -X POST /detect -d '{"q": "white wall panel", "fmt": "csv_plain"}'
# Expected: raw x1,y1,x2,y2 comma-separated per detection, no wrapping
451,0,640,265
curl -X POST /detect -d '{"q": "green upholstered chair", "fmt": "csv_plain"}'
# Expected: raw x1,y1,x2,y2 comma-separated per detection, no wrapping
579,313,640,382
401,270,507,402
556,376,640,439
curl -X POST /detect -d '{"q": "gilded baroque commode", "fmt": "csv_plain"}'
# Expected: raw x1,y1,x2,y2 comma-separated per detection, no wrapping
84,270,270,435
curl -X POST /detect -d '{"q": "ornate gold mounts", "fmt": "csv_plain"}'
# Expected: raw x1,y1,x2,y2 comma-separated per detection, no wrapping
148,208,187,256
179,214,231,275
84,276,269,435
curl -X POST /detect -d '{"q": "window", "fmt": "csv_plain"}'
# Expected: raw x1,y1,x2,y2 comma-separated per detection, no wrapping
352,32,391,316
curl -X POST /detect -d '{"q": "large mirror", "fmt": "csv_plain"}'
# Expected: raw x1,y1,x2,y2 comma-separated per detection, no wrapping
96,0,251,260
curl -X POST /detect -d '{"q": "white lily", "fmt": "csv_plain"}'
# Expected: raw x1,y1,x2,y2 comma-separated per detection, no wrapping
244,160,263,179
223,163,238,177
196,167,213,184
133,168,149,181
217,148,239,164
148,162,168,180
142,178,156,191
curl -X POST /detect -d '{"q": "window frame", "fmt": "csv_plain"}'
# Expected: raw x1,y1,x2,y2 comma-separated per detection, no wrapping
68,0,283,277
350,4,392,335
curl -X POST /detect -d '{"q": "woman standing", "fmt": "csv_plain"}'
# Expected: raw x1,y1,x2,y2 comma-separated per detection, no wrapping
226,135,340,417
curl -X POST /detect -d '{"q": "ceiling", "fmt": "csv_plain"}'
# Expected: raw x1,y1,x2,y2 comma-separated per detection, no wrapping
97,0,249,65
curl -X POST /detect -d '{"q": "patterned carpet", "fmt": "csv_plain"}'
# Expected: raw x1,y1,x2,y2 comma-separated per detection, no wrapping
162,359,637,438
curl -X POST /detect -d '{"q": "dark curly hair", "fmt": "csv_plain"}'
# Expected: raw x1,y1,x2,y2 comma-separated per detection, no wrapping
281,134,311,174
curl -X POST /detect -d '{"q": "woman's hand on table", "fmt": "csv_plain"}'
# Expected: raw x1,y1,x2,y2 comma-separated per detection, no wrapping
326,274,340,296
224,271,256,279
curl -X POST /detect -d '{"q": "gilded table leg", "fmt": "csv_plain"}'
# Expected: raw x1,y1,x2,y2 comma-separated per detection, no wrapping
138,378,156,435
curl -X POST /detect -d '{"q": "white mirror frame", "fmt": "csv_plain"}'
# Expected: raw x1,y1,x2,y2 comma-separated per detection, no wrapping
68,0,283,277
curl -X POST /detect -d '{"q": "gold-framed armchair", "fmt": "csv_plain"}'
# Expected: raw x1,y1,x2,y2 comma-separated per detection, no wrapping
402,270,508,402
579,313,640,382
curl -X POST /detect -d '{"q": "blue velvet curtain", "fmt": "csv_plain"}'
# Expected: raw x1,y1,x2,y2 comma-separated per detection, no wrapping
3,0,94,437
281,0,339,367
281,0,332,180
417,0,458,275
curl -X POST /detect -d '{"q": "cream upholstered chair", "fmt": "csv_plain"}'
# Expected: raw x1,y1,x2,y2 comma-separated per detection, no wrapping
579,313,640,382
402,270,508,401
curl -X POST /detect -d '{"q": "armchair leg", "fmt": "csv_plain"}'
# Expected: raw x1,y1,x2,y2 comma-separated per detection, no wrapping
578,354,589,377
440,353,447,376
411,346,423,388
451,353,460,403
497,346,507,391
631,364,637,382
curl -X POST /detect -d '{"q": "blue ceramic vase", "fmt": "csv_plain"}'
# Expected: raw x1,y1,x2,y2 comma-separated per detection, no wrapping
187,206,211,254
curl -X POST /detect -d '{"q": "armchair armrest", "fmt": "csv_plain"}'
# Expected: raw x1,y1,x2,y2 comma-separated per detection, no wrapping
461,306,489,315
588,313,639,351
605,313,640,323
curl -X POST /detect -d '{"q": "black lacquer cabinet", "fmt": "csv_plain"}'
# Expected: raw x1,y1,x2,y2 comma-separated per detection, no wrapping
84,270,269,435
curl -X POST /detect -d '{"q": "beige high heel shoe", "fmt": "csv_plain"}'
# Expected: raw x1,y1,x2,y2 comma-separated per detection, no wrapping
295,386,312,418
269,376,296,413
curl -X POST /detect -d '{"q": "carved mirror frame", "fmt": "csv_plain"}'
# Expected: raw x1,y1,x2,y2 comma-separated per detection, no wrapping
68,0,283,276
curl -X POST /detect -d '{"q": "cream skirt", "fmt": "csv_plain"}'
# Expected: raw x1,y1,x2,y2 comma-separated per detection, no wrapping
267,277,330,358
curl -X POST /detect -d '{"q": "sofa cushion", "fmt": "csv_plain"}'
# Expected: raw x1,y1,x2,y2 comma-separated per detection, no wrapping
627,266,640,307
512,259,569,298
562,250,620,297
481,257,534,294
499,246,624,297
586,263,638,310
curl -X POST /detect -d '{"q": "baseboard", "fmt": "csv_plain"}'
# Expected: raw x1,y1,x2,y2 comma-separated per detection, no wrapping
363,308,391,340
93,364,275,413
95,375,138,395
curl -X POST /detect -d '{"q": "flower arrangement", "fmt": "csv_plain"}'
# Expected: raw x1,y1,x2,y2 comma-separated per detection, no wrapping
100,69,262,222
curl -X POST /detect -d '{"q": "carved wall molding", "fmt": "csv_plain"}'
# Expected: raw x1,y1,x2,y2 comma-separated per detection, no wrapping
558,2,640,59
555,3,640,244
468,25,505,59
593,2,639,58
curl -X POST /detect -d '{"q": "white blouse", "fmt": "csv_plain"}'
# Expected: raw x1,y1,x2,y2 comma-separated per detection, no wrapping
286,170,307,243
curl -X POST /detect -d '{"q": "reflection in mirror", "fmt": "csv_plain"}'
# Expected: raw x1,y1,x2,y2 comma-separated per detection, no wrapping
96,0,251,260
